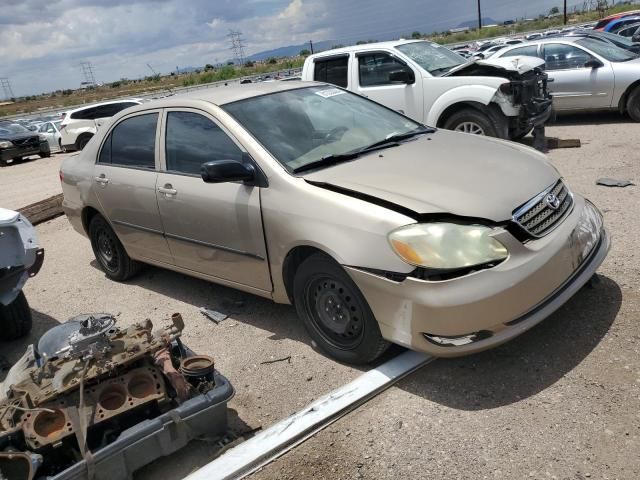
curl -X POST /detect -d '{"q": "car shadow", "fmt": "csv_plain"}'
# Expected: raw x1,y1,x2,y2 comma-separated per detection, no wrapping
396,274,621,410
550,111,630,126
0,309,61,383
104,262,313,346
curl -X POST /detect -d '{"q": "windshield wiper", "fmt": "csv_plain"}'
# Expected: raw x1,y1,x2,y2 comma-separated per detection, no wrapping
293,126,434,174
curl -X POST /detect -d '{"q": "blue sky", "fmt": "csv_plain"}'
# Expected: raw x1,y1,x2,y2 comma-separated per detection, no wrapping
1,0,589,96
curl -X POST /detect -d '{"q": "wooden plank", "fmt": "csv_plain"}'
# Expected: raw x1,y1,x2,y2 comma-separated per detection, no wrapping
17,193,64,225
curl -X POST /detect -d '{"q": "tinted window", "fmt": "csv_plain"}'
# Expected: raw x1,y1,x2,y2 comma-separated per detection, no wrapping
544,44,593,70
358,53,411,86
100,113,157,168
501,45,540,58
313,56,348,87
165,111,242,175
71,102,138,120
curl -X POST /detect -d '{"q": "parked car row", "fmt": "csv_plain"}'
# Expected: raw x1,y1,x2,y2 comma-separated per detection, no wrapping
0,121,50,166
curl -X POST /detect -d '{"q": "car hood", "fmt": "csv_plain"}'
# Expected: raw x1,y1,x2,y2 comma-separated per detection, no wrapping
0,132,38,142
302,130,559,222
444,55,546,77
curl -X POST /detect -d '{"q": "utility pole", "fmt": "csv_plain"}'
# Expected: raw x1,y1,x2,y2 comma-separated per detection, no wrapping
0,78,15,100
309,39,314,54
564,0,568,24
228,30,247,66
477,0,482,32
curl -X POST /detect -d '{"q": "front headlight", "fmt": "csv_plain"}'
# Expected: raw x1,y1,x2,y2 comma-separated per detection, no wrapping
0,141,12,148
38,134,47,141
388,223,508,270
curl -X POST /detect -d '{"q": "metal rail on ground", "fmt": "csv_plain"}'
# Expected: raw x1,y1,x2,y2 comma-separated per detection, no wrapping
185,350,433,480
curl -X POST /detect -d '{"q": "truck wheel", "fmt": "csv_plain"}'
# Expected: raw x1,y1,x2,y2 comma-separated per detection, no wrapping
444,108,508,139
293,253,390,364
89,214,141,281
626,86,640,122
76,134,93,151
0,291,33,341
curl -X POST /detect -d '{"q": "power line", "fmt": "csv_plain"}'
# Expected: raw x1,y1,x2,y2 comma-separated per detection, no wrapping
0,78,14,100
228,30,247,65
79,61,97,86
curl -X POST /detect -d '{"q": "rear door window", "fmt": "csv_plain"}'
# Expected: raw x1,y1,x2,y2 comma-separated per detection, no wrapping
313,56,349,87
165,111,243,176
501,45,540,58
99,113,158,168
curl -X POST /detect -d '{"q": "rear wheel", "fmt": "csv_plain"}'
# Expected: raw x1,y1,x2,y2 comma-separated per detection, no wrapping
89,214,140,281
76,134,93,151
0,291,33,341
627,86,640,122
293,253,390,364
443,107,508,139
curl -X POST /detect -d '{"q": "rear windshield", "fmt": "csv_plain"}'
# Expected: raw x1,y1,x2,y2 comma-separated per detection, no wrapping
576,38,638,61
0,123,29,134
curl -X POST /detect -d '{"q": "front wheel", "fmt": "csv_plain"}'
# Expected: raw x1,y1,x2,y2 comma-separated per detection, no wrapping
0,291,33,341
627,86,640,122
89,214,140,281
443,107,508,139
39,151,51,158
293,253,390,364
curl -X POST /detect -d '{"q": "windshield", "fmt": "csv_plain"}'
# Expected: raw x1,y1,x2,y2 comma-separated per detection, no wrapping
0,123,29,134
395,41,466,75
594,30,635,46
223,86,422,172
576,38,638,61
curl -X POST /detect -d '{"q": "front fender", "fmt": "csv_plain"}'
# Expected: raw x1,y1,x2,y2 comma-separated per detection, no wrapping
427,84,504,126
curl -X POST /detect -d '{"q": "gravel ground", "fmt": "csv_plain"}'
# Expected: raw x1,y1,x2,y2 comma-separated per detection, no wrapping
1,113,638,479
0,152,70,210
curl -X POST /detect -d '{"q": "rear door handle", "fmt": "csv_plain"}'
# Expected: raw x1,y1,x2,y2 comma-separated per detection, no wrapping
94,175,109,185
158,184,177,196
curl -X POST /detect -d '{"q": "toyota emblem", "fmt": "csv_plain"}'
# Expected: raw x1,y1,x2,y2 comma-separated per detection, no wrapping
544,193,561,210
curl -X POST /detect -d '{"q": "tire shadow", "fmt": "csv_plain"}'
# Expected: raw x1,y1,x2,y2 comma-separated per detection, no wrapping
397,275,621,410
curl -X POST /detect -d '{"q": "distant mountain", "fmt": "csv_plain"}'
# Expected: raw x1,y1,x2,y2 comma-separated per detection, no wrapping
247,40,335,61
458,17,499,28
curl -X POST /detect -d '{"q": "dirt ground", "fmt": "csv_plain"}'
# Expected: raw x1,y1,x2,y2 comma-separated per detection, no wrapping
1,112,638,479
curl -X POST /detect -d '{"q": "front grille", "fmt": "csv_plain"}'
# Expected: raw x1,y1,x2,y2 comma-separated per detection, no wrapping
13,136,38,147
513,179,573,238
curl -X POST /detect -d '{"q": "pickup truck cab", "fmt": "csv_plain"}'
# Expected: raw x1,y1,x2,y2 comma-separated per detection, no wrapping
302,40,552,139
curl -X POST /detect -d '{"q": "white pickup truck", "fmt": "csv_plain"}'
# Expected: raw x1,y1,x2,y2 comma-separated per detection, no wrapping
301,40,552,139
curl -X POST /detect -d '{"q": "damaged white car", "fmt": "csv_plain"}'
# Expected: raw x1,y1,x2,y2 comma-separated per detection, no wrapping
0,208,44,341
301,39,552,139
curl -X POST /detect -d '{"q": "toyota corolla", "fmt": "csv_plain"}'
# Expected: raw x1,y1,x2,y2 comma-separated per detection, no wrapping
60,82,609,364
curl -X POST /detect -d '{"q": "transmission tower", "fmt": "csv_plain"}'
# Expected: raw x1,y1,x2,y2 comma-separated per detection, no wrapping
0,78,14,100
80,61,97,86
228,30,247,65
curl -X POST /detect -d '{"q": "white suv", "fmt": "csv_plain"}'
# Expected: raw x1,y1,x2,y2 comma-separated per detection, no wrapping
60,99,142,151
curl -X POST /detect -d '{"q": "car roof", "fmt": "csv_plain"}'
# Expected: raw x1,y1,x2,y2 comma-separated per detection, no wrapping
308,39,425,58
139,80,324,108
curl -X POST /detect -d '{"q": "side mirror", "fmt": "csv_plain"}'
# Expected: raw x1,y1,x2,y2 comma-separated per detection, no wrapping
201,159,255,184
584,59,604,69
389,69,415,84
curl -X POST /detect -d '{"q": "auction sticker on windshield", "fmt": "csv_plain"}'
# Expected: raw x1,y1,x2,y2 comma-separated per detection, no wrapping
315,88,345,98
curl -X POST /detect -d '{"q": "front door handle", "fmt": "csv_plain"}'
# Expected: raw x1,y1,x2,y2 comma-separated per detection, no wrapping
94,174,109,186
158,184,177,196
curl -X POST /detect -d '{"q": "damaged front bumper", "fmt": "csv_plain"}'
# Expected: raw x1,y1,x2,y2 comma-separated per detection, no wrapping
345,197,609,357
508,70,554,133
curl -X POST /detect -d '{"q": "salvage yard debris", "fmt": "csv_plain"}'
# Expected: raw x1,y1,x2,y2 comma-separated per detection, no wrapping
596,177,635,187
200,307,229,324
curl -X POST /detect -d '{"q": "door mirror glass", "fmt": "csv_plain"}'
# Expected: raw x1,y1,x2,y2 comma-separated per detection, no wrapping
388,69,415,84
201,159,255,184
584,59,604,69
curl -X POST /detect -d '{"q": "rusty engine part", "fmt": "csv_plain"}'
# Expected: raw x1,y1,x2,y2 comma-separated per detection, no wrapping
0,312,218,480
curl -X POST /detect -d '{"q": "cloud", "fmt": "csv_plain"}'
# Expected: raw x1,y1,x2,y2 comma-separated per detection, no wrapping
1,0,583,96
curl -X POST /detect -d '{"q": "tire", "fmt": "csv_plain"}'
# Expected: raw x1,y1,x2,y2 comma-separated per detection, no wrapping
0,158,7,167
76,134,93,151
293,253,390,364
89,214,140,281
627,86,640,122
0,291,33,341
39,152,51,158
443,107,508,139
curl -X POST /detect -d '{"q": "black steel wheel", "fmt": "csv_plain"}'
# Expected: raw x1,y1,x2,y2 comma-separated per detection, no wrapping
89,214,140,281
293,253,390,364
0,291,33,341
